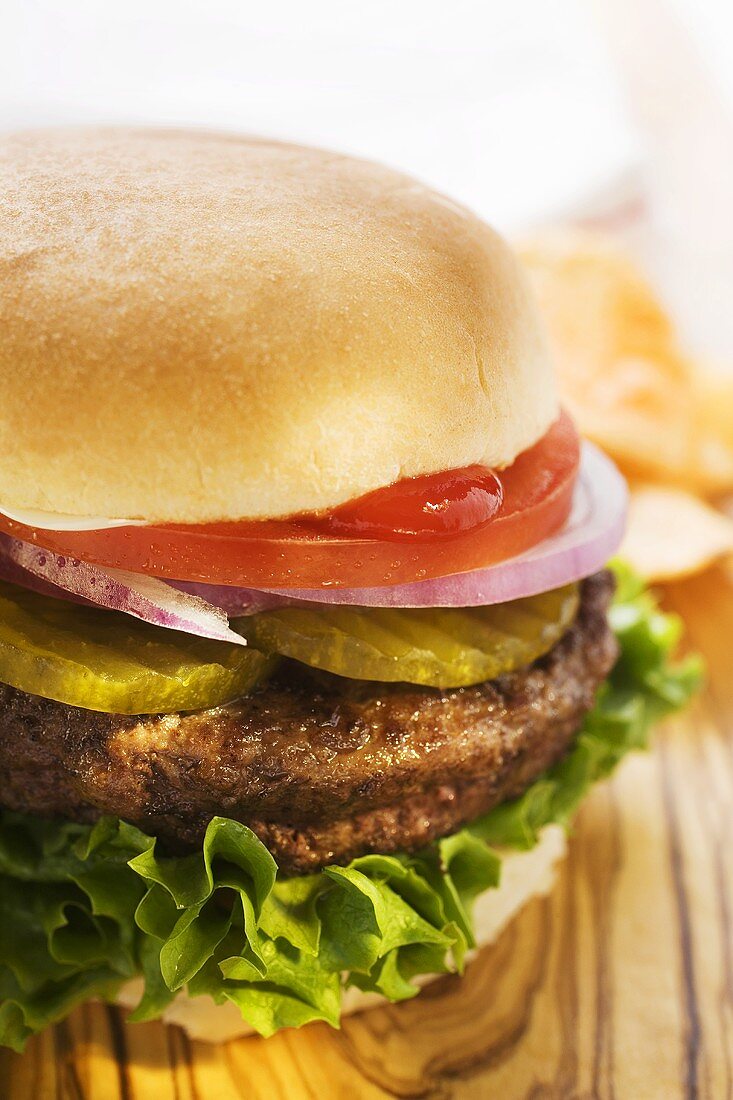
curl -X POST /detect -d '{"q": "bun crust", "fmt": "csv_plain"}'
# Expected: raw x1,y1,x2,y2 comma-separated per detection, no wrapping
0,128,557,522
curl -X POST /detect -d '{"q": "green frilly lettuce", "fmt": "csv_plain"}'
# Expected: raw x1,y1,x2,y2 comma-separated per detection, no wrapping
0,564,701,1051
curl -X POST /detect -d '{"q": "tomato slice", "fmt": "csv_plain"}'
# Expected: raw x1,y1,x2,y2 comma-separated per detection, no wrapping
0,412,579,589
325,465,504,541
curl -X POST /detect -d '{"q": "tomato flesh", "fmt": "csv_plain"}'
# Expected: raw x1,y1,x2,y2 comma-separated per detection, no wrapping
326,466,504,541
0,411,580,589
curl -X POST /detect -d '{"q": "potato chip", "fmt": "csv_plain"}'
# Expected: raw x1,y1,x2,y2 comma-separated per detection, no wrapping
519,232,733,495
698,369,733,454
622,484,733,582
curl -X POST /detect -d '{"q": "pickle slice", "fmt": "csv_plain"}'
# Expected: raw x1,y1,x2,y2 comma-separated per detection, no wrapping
235,585,580,689
0,580,274,714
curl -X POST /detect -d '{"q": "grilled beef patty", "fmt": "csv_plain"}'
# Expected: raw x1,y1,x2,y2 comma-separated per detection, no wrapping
0,572,616,873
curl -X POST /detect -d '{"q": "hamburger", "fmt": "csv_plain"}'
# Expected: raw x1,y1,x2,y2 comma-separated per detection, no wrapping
0,128,699,1048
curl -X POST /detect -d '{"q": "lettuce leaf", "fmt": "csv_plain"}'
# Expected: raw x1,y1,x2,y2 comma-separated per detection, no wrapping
0,565,701,1051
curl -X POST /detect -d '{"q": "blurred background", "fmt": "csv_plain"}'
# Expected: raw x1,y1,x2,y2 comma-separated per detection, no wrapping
4,0,733,581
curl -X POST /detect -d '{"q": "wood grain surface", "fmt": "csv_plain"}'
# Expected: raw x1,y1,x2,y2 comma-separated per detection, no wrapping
1,566,731,1099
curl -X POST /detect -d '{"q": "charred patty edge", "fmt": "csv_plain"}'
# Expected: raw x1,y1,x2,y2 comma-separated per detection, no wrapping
0,572,617,873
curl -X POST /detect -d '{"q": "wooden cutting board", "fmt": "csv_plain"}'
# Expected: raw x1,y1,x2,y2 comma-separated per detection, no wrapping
2,567,731,1099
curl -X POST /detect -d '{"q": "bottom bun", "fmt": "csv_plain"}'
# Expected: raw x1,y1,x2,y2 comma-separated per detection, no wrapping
117,824,567,1043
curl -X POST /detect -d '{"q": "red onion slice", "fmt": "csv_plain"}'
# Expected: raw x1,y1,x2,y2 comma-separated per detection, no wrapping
0,534,247,646
185,443,627,612
168,582,292,616
0,553,90,604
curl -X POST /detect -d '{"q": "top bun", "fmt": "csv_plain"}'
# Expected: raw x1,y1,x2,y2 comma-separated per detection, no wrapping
0,128,557,523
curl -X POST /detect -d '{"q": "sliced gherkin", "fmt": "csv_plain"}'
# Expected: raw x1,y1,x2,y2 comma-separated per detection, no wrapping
0,580,274,714
235,585,580,689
